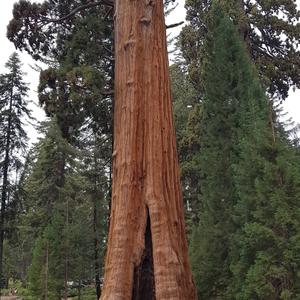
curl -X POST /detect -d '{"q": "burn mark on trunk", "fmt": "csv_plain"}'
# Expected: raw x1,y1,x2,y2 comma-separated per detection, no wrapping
132,209,155,299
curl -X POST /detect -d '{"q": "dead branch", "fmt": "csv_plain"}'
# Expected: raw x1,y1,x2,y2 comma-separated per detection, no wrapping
166,21,184,29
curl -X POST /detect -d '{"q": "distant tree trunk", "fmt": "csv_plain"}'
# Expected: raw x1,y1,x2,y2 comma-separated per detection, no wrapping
45,241,49,300
91,141,103,299
93,189,101,299
64,198,69,300
100,1,197,299
0,81,13,294
77,280,81,300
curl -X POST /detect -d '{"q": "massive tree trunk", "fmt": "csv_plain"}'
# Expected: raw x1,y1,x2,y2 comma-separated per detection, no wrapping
100,1,197,299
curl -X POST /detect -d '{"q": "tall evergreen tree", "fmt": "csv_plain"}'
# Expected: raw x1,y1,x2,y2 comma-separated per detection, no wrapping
0,52,31,291
229,56,300,300
189,7,242,297
28,210,65,300
173,0,300,240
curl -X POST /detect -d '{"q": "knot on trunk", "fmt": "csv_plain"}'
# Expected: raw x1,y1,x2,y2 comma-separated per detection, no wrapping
140,17,152,26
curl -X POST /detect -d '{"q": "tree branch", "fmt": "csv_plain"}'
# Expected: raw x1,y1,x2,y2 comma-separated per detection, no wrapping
101,89,114,96
166,21,184,29
42,0,114,24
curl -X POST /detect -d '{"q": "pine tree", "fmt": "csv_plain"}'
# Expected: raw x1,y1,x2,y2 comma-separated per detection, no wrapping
37,3,114,142
0,52,31,291
1,150,38,286
27,236,49,300
177,0,300,238
7,0,114,143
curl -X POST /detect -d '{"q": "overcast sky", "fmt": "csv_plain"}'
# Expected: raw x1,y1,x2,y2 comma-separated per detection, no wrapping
0,0,299,143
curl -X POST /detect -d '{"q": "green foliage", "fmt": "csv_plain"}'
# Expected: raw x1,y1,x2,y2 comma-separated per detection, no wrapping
188,7,246,297
189,3,300,299
8,1,114,142
177,103,203,227
28,236,48,300
37,9,113,141
0,52,32,290
180,0,300,99
15,119,110,299
0,52,31,178
170,63,198,142
229,112,300,298
28,211,66,300
170,63,202,226
6,4,112,297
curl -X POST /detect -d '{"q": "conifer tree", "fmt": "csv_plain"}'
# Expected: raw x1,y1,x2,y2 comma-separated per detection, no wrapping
8,11,114,296
28,210,67,300
0,52,31,291
229,56,300,300
175,0,300,238
189,7,242,297
22,120,109,299
22,120,75,299
79,131,110,298
189,4,300,299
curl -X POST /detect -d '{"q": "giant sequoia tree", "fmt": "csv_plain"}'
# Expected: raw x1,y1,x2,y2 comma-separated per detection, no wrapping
100,1,196,298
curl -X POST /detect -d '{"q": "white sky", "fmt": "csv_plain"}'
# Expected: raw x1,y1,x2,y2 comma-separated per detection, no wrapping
0,0,299,144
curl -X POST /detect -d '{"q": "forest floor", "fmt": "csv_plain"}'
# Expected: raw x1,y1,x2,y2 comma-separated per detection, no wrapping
0,294,86,299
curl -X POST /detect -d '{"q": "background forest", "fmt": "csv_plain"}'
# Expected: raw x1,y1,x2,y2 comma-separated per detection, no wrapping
0,0,300,299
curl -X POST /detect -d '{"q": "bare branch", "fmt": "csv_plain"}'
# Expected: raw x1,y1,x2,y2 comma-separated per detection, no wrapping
104,7,113,20
42,0,114,24
166,21,184,29
104,45,114,54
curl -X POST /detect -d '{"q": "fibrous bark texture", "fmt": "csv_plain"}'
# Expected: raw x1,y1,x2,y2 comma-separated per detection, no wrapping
100,0,197,299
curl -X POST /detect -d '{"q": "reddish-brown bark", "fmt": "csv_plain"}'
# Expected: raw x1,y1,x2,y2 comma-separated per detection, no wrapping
100,0,197,299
